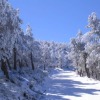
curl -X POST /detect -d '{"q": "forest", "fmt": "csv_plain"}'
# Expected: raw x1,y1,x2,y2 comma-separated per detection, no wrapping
0,0,100,100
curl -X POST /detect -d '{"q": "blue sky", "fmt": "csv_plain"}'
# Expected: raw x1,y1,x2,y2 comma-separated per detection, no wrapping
9,0,100,43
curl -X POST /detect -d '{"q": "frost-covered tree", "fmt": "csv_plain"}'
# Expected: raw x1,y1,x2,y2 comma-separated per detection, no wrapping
0,0,74,80
23,25,35,70
40,42,51,70
87,12,100,34
39,41,70,70
26,25,33,37
85,12,100,79
69,30,87,76
0,0,22,78
69,12,100,80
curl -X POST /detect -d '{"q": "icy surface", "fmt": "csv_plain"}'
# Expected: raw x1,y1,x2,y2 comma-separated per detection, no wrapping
43,68,100,100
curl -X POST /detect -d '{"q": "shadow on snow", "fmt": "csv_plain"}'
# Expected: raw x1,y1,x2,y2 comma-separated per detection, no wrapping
43,69,100,100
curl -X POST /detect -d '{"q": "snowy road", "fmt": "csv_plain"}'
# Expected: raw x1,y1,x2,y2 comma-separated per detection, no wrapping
43,68,100,100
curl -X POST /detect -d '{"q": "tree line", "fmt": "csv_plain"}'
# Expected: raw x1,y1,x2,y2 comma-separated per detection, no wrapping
0,0,69,79
69,12,100,80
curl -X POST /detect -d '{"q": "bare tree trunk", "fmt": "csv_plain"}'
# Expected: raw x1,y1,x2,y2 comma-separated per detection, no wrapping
91,69,93,77
18,59,22,68
1,59,9,79
83,53,90,78
6,57,11,70
84,63,90,78
13,47,17,70
80,69,84,77
30,52,34,70
25,59,28,67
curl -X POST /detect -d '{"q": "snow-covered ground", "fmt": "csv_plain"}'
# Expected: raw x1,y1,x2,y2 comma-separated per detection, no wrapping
0,68,100,100
43,68,100,100
0,68,47,100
